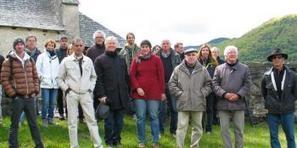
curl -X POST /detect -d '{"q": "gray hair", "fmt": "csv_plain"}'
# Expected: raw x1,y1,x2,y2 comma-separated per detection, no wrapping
72,38,85,45
93,30,106,40
105,36,118,47
224,45,238,56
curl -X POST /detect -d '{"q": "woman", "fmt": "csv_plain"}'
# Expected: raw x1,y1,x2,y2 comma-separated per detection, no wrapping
130,40,165,148
198,44,218,133
36,39,59,126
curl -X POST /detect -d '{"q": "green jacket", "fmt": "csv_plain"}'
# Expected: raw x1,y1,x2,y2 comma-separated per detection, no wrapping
119,44,140,71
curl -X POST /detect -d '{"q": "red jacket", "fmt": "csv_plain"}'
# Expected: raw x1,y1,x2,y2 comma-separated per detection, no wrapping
130,55,165,100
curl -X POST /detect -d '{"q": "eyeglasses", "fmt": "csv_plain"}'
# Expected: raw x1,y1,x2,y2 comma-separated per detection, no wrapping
272,55,283,59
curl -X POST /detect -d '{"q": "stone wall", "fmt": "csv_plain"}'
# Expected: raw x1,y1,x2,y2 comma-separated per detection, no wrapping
0,27,62,54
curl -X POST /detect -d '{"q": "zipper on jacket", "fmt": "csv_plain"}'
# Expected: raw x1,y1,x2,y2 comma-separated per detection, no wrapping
24,60,29,95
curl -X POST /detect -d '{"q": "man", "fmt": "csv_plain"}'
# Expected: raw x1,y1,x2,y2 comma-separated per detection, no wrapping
1,38,43,148
157,39,181,136
94,36,129,147
25,35,41,62
119,32,140,71
261,48,296,148
174,42,184,60
25,35,42,116
119,32,140,116
169,48,212,148
212,45,251,148
57,38,103,148
56,35,69,120
86,30,106,63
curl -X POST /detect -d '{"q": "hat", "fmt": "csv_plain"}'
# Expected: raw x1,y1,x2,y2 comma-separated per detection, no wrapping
60,35,68,40
184,48,198,54
267,48,288,62
13,38,25,49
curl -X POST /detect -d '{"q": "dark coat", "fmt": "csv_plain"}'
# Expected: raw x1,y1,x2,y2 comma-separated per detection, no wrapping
261,66,297,114
56,47,68,63
94,52,129,111
86,44,105,63
25,48,41,62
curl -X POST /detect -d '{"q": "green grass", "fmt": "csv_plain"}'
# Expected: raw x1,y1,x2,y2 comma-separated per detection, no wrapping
0,116,294,147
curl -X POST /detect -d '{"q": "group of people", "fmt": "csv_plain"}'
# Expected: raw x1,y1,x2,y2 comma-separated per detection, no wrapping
0,29,296,148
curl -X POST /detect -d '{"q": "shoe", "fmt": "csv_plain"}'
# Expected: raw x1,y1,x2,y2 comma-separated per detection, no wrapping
138,143,145,148
152,143,159,148
206,131,211,134
48,118,55,125
171,133,176,138
42,119,48,127
59,115,65,120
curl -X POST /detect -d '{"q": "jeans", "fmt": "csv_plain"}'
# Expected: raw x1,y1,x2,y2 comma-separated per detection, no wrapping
159,87,177,134
41,88,58,120
104,109,124,145
9,96,44,148
135,99,160,144
267,113,296,148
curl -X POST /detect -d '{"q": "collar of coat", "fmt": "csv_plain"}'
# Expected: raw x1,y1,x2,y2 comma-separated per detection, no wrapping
179,60,203,76
264,66,289,91
69,53,86,62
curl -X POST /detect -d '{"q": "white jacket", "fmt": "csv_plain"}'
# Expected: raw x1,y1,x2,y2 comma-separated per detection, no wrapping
36,50,60,89
57,54,97,94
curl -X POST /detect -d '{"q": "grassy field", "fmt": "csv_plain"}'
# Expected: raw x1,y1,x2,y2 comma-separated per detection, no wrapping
0,115,294,148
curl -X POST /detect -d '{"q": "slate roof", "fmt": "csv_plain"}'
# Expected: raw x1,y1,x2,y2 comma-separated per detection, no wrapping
79,13,125,48
0,0,64,30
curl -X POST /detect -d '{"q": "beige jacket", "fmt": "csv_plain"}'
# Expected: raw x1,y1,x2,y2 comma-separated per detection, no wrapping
57,54,97,94
169,61,212,111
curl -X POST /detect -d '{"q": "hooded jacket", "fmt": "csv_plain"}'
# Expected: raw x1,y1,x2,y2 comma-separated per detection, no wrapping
1,51,39,98
36,49,60,89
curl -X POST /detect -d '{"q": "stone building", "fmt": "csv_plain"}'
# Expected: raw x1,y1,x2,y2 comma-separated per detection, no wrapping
0,0,125,54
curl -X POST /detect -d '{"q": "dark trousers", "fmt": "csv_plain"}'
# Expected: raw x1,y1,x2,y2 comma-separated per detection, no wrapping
205,93,216,132
57,88,66,117
9,97,44,148
104,109,124,145
159,87,177,134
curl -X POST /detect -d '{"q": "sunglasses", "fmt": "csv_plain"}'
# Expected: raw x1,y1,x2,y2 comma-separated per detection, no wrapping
271,55,283,59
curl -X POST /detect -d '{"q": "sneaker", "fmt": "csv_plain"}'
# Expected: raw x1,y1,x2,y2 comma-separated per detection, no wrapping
42,119,48,127
138,143,145,148
152,143,159,148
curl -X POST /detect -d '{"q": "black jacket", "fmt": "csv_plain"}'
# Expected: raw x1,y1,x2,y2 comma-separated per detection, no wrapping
94,52,129,110
86,44,105,63
261,66,297,114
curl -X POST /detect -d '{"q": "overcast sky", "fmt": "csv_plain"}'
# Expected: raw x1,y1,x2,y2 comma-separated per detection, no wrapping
79,0,297,46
